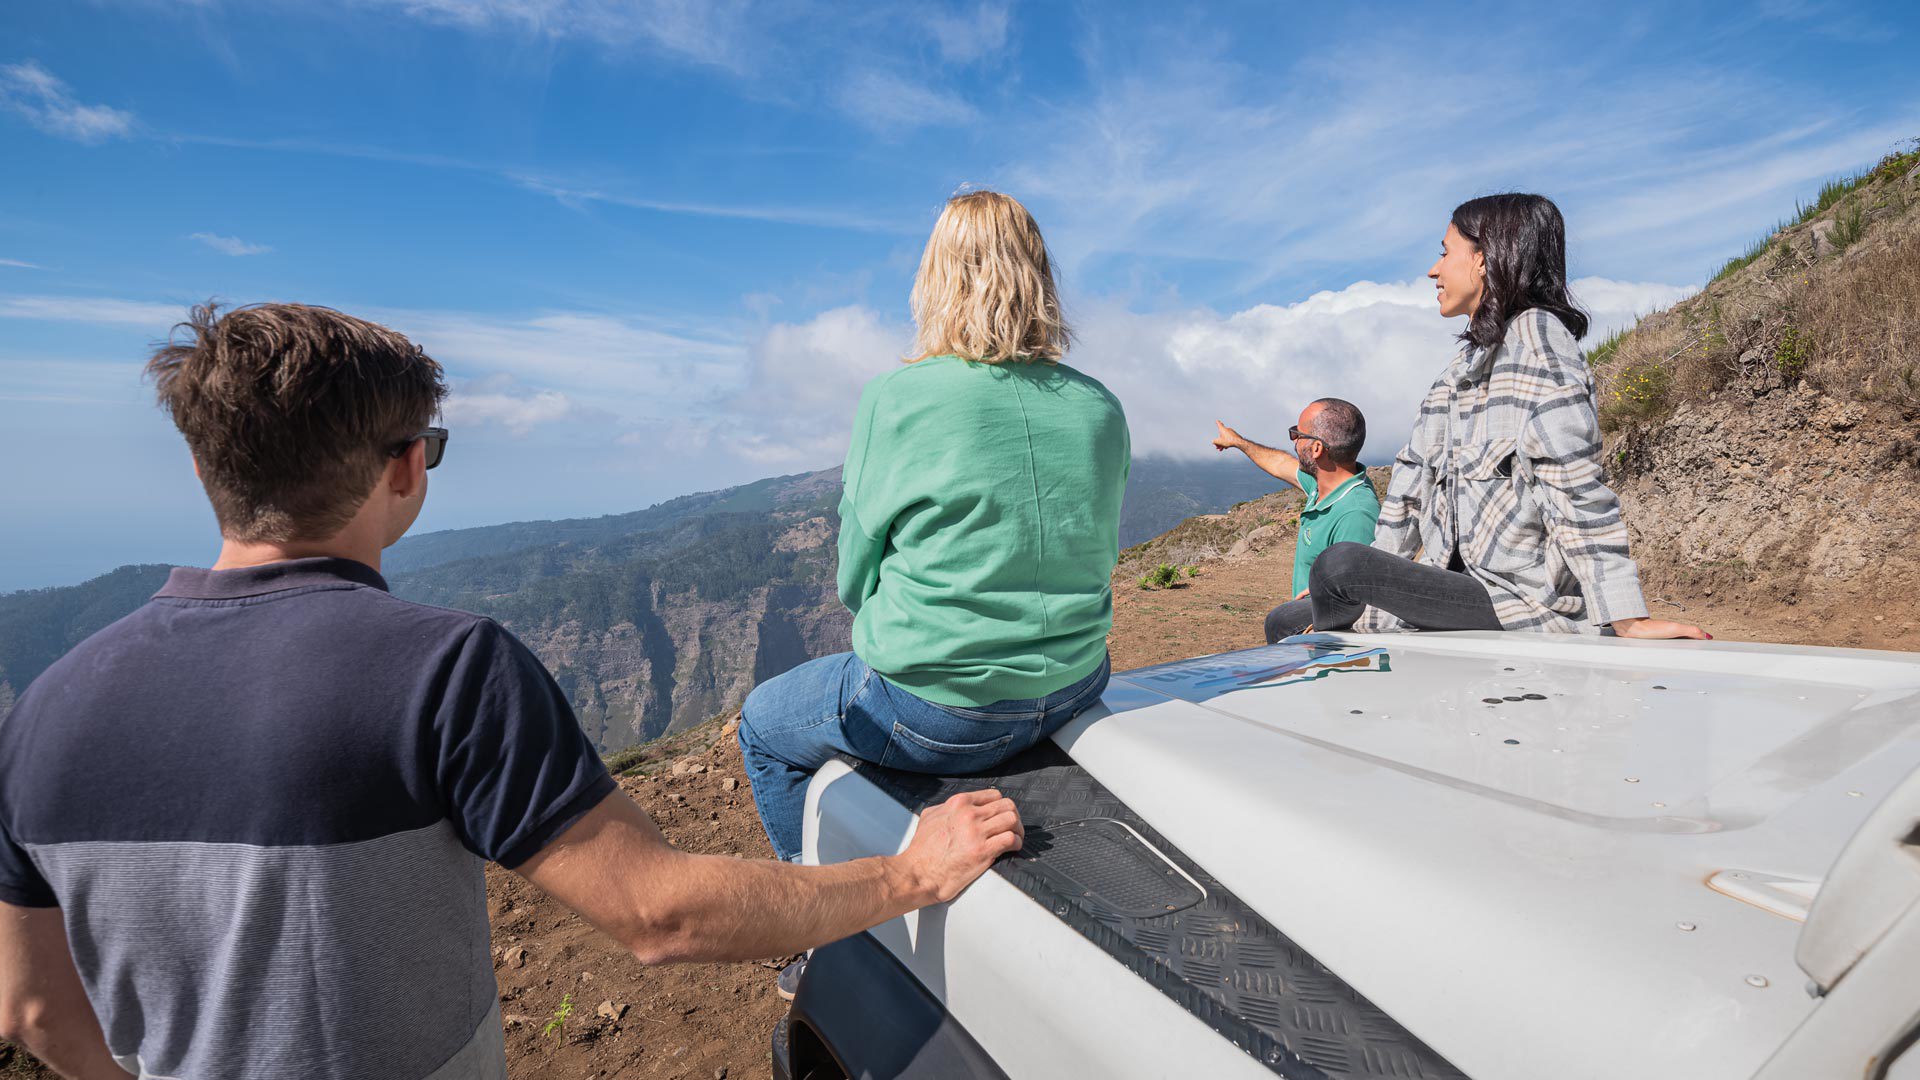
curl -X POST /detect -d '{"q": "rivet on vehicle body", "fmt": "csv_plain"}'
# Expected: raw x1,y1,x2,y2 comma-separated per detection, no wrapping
1652,685,1668,690
1676,921,1696,932
1625,777,1640,783
1469,731,1480,736
1482,697,1503,704
1503,739,1520,746
1350,709,1363,715
1846,791,1863,798
1651,801,1666,808
1746,975,1769,988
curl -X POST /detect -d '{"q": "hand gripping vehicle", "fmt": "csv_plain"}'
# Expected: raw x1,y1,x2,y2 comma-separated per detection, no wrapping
771,632,1920,1080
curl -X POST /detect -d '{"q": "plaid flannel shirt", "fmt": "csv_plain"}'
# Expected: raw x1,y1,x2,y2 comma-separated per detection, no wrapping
1357,308,1649,634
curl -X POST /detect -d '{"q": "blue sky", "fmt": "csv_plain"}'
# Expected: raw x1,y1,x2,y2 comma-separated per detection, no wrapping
2,0,1917,591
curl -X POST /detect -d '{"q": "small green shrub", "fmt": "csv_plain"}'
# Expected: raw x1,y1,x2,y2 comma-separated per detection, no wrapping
1183,565,1198,578
1137,563,1180,590
544,993,575,1041
1774,323,1810,381
1600,361,1674,431
1831,203,1868,251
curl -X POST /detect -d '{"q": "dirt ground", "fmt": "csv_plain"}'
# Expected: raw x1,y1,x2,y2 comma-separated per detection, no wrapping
6,532,1916,1080
484,724,788,1080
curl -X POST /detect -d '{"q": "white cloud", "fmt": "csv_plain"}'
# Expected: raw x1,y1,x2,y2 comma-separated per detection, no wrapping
835,70,979,133
0,61,134,143
443,379,575,435
0,294,186,327
0,259,42,270
678,276,1693,473
927,2,1010,63
349,0,757,71
381,308,743,403
1076,276,1695,463
0,279,1693,474
514,176,907,234
189,232,274,256
725,304,909,466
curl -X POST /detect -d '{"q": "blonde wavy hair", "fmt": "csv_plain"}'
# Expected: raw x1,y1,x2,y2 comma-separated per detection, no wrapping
909,190,1072,364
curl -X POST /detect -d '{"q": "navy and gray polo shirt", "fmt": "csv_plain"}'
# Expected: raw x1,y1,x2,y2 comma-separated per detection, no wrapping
0,558,615,1080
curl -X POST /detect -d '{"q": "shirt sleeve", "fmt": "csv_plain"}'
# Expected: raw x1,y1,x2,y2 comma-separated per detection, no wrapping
1516,319,1649,626
0,816,55,908
835,379,889,615
433,619,616,869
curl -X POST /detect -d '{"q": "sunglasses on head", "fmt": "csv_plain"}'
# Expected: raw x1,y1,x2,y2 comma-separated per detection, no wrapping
391,427,450,470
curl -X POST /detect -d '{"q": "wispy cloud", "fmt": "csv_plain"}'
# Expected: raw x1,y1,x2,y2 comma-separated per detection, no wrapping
835,69,979,133
1005,28,1915,298
0,294,187,328
0,259,42,270
0,61,135,143
354,0,758,72
514,177,911,234
927,2,1011,63
189,232,273,256
443,377,575,435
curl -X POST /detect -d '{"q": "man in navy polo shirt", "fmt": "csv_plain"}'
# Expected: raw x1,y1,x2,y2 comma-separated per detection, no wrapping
0,303,1022,1080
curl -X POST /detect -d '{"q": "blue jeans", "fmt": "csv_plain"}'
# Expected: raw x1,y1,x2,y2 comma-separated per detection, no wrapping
737,652,1112,861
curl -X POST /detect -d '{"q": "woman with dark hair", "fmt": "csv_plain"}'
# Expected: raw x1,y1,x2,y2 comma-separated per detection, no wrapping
1305,193,1707,639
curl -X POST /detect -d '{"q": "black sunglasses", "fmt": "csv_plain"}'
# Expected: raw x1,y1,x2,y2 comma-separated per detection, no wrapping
1288,425,1322,444
391,427,450,470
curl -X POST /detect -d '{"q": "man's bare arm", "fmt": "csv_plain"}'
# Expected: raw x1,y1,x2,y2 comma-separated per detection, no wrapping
518,787,1021,964
0,904,128,1079
1213,421,1302,488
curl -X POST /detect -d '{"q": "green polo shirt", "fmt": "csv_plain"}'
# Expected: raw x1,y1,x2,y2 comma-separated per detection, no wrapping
1293,471,1381,596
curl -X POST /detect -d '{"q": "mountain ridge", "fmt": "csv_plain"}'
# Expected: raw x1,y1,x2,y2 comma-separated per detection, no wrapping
0,456,1285,745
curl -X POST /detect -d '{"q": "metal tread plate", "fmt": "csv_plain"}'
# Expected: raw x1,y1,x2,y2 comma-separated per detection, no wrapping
849,742,1470,1080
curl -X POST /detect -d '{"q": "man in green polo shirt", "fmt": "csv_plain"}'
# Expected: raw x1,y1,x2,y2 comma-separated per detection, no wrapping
1212,398,1380,642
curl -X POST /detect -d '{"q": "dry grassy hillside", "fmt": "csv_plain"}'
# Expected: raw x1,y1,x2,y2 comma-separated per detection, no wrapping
1595,141,1920,634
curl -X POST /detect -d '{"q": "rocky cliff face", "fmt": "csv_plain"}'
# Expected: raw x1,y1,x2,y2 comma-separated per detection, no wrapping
524,578,851,749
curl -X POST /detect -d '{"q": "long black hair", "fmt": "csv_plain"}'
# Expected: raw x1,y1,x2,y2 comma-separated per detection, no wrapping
1450,193,1589,349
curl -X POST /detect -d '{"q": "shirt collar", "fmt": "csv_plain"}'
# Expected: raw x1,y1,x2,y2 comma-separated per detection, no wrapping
1303,472,1372,513
1450,341,1495,385
155,557,389,601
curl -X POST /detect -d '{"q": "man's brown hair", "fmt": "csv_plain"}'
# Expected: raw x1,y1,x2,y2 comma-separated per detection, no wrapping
146,302,447,542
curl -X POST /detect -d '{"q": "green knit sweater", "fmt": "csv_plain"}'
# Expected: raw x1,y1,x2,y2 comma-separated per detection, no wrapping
837,354,1130,707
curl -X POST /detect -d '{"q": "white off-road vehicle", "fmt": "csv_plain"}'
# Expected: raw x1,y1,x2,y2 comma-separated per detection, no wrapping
771,632,1920,1080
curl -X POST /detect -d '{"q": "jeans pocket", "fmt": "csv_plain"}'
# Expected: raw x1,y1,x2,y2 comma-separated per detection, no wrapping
882,719,1018,772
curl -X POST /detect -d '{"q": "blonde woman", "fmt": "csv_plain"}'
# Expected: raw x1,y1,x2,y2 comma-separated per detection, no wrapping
739,191,1128,909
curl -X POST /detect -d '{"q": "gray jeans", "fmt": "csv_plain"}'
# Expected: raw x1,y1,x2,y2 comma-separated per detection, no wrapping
1266,543,1503,639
